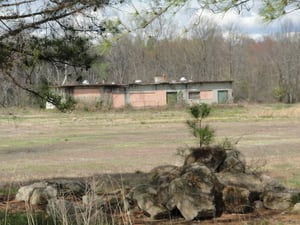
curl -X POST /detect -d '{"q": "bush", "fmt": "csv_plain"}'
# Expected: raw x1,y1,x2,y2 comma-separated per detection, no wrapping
47,94,76,112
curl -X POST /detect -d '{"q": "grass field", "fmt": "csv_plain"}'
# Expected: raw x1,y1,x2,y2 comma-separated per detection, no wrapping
1,103,300,190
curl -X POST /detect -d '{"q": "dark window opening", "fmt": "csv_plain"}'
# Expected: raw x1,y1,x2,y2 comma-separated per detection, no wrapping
189,91,200,100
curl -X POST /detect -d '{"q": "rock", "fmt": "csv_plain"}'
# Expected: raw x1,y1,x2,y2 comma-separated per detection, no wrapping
216,172,264,212
291,203,300,213
167,178,215,220
181,162,224,194
184,146,226,172
261,175,292,210
127,184,169,219
167,163,223,220
15,182,57,205
149,165,182,206
149,165,181,187
222,186,252,213
254,200,264,209
216,172,264,193
30,185,58,205
16,182,48,202
15,179,87,205
262,176,289,193
219,150,246,173
263,191,292,210
29,188,48,205
51,179,88,197
45,185,59,198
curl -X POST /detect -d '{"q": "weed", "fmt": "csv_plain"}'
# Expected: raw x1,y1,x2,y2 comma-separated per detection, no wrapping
219,137,237,150
288,173,300,189
175,145,190,160
247,159,268,176
0,211,52,225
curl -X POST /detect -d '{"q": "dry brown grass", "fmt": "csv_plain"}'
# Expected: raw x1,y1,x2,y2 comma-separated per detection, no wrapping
1,104,300,224
0,104,300,189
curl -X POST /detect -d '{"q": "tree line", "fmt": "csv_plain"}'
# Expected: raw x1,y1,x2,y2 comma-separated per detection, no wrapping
101,18,300,104
1,0,300,108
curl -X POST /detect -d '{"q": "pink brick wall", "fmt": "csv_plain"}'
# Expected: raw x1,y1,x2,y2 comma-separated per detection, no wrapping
130,90,166,107
74,88,100,98
200,90,213,100
113,93,125,108
73,88,100,104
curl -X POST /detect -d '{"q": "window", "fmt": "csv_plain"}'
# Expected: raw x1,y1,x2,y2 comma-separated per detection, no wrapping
189,91,200,100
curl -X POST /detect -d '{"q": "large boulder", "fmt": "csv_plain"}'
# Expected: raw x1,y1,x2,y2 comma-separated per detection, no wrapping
261,175,293,210
15,182,57,205
149,165,182,205
149,165,181,187
29,186,57,205
216,172,264,212
263,191,292,210
216,172,264,193
125,184,170,219
15,179,88,205
166,163,224,220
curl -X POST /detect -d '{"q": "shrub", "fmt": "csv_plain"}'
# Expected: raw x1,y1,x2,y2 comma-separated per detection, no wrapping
186,103,214,147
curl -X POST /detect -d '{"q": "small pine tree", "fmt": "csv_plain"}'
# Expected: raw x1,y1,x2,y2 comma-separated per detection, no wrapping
186,103,214,147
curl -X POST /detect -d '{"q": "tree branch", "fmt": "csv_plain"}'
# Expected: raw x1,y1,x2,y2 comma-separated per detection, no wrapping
0,1,77,20
4,71,62,109
5,71,45,100
0,4,89,40
0,0,36,7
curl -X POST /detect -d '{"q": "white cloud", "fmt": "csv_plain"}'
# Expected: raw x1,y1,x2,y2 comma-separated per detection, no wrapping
101,0,300,40
186,1,300,40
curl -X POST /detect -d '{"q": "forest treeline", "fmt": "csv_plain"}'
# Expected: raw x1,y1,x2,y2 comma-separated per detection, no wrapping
1,19,300,107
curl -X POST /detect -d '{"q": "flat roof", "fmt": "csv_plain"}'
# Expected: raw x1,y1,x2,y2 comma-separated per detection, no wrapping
52,80,233,88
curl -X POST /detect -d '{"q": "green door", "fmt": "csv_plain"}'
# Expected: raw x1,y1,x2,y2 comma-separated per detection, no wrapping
167,92,177,105
218,90,228,104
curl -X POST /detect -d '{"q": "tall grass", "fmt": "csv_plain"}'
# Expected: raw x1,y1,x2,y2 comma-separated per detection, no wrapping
0,211,51,225
1,104,300,224
1,177,134,225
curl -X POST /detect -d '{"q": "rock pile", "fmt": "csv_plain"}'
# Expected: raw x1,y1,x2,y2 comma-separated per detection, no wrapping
15,146,300,222
125,146,299,220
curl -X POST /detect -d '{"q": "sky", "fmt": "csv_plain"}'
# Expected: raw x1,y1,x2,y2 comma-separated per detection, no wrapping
110,0,300,40
196,7,300,39
175,0,300,40
1,0,298,41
